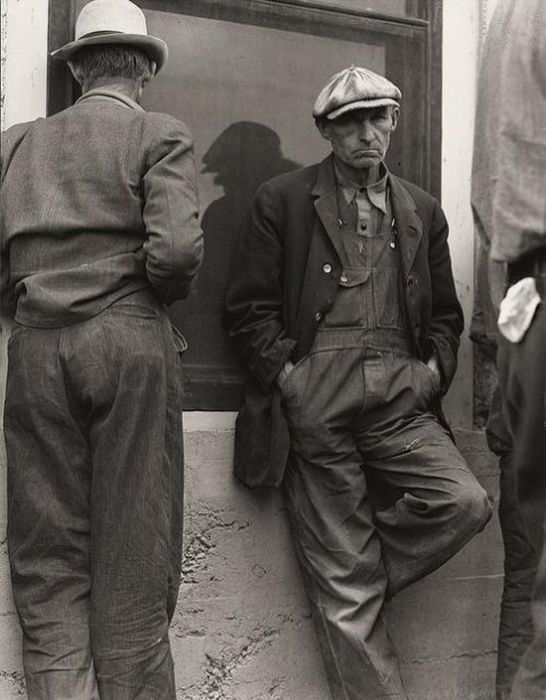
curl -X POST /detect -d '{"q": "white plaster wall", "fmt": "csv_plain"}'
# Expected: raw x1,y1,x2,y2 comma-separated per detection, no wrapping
1,0,48,129
441,0,481,428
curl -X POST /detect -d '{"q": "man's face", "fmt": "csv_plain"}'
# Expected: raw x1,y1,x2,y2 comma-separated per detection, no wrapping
319,106,399,170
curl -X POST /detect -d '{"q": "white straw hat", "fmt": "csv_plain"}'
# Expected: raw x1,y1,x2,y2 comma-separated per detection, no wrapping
51,0,168,73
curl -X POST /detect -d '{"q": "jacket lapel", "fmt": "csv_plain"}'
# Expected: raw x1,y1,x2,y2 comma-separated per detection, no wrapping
312,155,345,262
389,175,423,280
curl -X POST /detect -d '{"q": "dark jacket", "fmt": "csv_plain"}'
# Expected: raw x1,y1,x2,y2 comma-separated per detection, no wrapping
224,155,463,488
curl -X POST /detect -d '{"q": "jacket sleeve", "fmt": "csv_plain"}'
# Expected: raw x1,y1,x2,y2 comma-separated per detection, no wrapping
427,200,464,392
224,182,296,392
142,117,204,303
1,123,32,319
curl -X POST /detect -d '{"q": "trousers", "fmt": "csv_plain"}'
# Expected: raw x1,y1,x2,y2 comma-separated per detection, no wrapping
497,271,546,700
485,386,540,700
282,328,492,700
4,294,186,699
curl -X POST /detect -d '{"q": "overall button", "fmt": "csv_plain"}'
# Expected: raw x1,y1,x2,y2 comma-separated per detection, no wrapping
340,273,348,283
314,311,322,321
323,263,332,274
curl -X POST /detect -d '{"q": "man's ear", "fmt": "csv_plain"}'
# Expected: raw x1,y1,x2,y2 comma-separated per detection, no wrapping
66,60,80,83
150,60,157,77
390,106,400,132
317,120,333,143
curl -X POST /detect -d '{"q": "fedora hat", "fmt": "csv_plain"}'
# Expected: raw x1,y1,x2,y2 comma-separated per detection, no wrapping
51,0,168,73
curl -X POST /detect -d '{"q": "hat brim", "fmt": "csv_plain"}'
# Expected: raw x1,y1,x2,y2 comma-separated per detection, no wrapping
326,98,399,120
51,33,168,73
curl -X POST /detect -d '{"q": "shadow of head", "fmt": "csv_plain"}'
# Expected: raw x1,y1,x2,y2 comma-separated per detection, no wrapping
202,121,300,196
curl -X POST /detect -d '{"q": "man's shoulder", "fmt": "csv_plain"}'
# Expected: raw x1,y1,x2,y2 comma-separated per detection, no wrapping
1,120,38,177
259,162,321,198
391,174,436,206
1,120,36,148
143,111,193,141
390,174,443,224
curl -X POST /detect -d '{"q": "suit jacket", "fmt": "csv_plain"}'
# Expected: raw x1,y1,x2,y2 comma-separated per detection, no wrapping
224,155,463,488
0,89,203,326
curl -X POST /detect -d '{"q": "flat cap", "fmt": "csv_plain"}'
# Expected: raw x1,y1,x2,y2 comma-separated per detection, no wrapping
313,66,401,120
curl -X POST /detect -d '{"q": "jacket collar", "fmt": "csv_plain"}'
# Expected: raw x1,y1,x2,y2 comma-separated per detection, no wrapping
311,155,345,262
312,154,423,278
389,174,423,279
76,88,145,112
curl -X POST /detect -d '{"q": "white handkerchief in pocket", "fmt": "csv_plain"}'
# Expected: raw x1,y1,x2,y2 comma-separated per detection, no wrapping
497,277,541,343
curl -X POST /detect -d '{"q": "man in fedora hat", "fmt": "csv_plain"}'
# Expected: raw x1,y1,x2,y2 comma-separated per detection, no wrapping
225,66,492,699
1,0,203,697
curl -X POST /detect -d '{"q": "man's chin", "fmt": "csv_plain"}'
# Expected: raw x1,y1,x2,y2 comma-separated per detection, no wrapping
351,155,381,169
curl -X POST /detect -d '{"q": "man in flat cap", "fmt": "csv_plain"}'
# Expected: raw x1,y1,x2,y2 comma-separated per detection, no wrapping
225,66,491,699
0,0,203,697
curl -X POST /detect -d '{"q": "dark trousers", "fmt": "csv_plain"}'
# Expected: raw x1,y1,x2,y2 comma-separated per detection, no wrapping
282,329,492,700
495,453,540,700
496,292,546,700
486,388,540,700
4,296,185,699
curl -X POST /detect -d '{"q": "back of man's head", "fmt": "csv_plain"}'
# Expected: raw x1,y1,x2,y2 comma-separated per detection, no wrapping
68,44,155,93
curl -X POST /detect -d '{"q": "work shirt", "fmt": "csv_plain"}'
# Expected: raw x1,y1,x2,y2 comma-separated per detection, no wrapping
335,161,388,233
0,89,204,327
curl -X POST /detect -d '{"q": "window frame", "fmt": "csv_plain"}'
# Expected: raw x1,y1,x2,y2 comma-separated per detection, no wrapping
47,0,443,410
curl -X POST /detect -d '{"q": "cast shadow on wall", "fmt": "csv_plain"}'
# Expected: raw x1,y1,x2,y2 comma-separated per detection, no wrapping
171,121,301,408
198,121,301,292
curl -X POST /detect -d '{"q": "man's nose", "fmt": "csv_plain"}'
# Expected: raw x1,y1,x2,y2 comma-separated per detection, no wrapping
357,120,374,142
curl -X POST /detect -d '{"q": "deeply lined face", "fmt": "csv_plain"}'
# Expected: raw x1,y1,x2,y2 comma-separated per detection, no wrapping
319,106,399,171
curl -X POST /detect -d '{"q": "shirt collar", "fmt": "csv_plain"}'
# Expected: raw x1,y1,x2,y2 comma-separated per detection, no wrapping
334,161,389,214
75,88,145,112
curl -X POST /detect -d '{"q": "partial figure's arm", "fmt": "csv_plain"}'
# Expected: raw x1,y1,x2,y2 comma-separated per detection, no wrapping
142,117,204,303
224,182,296,393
